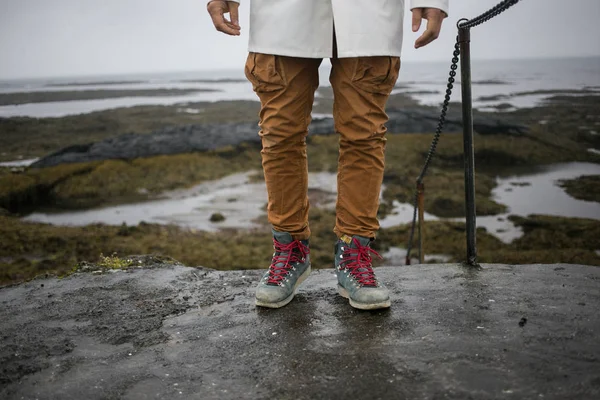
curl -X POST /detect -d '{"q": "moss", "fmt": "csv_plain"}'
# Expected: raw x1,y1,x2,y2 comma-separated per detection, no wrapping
376,220,507,262
376,216,600,267
0,207,336,286
0,145,262,212
509,215,600,251
2,209,599,286
210,213,226,223
96,253,135,269
558,175,600,202
382,168,507,218
0,162,99,212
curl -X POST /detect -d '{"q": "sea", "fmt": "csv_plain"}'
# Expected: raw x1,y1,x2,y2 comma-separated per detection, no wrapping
0,56,599,118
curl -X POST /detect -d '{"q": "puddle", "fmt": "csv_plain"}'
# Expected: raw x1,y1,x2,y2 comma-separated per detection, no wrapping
380,163,600,244
491,163,600,219
588,148,600,156
382,246,451,265
0,158,39,167
379,200,439,229
469,162,600,243
25,172,265,230
24,171,338,231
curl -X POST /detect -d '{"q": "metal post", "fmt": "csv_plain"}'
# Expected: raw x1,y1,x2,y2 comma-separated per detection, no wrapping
417,182,425,264
458,26,478,266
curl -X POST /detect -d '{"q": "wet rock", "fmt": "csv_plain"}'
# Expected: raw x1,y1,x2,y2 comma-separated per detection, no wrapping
31,108,528,168
0,263,598,399
385,107,529,136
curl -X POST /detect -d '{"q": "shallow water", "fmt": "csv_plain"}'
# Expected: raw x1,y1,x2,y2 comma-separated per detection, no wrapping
24,171,339,231
381,246,451,266
0,84,257,118
0,158,39,167
22,163,600,245
25,172,265,230
379,200,439,229
467,162,600,243
2,57,598,117
380,162,600,244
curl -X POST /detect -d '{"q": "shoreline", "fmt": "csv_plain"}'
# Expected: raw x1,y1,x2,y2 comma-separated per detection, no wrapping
1,75,598,118
0,88,218,106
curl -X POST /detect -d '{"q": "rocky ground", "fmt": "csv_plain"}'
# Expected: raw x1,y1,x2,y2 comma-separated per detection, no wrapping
0,261,598,399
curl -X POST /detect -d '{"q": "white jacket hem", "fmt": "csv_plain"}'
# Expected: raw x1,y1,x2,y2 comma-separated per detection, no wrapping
247,46,403,59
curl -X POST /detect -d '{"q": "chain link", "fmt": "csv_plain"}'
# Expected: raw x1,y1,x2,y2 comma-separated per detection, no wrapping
404,0,522,263
458,0,521,29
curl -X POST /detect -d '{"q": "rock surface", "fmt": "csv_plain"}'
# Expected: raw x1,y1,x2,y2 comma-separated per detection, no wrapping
31,108,528,168
0,263,598,399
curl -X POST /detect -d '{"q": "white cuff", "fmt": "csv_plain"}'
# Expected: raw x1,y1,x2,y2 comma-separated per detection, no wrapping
410,0,449,16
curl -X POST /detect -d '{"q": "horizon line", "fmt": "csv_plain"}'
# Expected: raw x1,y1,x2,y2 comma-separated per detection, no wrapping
2,54,599,82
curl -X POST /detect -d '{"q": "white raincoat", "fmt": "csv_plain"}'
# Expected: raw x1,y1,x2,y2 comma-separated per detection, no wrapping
228,0,449,58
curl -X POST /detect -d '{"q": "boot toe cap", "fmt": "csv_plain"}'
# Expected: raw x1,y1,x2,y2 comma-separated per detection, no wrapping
255,285,289,304
354,286,390,304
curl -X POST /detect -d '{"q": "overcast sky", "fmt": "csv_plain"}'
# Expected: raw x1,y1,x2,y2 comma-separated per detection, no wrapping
1,0,599,79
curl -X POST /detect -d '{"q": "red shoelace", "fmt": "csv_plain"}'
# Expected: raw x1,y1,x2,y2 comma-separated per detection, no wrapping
267,239,310,285
340,238,383,287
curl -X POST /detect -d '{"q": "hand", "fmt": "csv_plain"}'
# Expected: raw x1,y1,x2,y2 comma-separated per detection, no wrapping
412,8,446,49
207,1,240,36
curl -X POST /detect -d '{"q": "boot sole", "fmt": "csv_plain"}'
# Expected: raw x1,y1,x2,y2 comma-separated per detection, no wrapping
255,265,312,309
338,285,391,310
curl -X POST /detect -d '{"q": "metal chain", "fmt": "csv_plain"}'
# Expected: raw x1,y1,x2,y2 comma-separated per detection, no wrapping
458,0,521,29
404,0,522,263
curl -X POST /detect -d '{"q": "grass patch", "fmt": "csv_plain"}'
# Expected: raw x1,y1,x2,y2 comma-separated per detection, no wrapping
1,143,262,211
376,216,600,267
0,100,260,161
558,175,600,202
3,210,598,287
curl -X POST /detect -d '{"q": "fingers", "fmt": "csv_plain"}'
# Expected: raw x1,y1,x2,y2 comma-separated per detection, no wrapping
414,9,444,49
207,1,241,36
228,2,240,28
412,8,423,32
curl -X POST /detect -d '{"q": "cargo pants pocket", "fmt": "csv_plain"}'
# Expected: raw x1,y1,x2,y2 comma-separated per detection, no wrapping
244,52,287,93
351,56,400,95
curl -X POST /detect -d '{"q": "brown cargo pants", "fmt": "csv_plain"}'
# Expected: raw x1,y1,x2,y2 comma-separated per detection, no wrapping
245,53,400,241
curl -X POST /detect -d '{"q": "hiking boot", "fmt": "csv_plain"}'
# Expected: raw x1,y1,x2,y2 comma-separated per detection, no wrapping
255,230,311,308
334,235,391,310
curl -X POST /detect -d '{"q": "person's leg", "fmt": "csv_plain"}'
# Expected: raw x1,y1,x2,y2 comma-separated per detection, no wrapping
329,55,400,310
245,53,322,240
330,56,400,239
245,53,321,308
